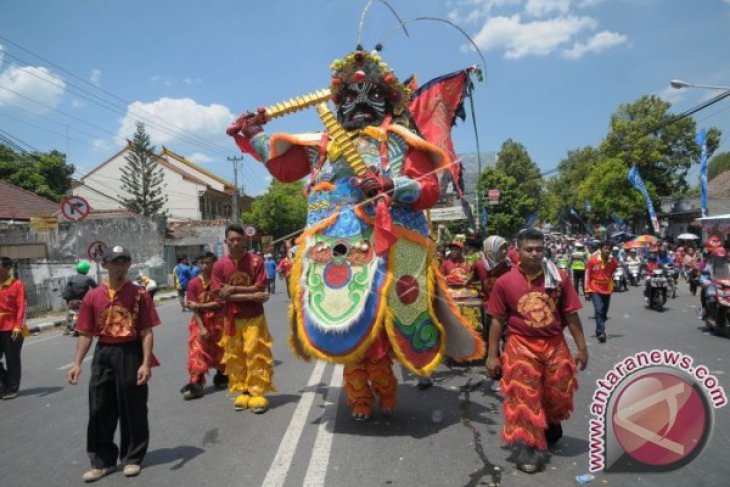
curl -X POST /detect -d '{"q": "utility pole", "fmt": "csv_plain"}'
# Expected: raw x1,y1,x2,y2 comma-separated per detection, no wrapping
228,155,243,222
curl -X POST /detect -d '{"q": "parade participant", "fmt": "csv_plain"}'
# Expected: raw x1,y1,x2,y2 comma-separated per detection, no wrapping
173,256,191,312
569,242,587,295
190,257,201,278
486,228,587,474
471,236,512,340
585,241,618,343
181,252,227,400
264,254,277,294
211,224,272,414
226,46,484,420
67,245,160,482
0,256,27,400
62,260,98,335
276,254,293,298
441,241,472,288
699,247,730,324
134,273,158,300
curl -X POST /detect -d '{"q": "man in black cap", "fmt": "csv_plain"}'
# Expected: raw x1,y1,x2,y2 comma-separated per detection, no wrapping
67,245,161,482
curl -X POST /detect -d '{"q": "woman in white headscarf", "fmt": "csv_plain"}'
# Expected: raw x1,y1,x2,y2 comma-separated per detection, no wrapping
470,235,513,340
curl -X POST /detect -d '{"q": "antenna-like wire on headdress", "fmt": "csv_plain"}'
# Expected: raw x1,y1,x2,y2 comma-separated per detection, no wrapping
357,0,409,48
380,16,487,75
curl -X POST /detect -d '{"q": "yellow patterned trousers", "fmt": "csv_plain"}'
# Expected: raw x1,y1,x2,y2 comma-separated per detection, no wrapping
218,315,275,398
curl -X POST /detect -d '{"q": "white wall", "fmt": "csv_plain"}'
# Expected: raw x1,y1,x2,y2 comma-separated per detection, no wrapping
73,150,204,221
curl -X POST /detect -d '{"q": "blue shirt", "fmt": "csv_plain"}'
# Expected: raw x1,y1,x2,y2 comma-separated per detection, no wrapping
265,260,277,279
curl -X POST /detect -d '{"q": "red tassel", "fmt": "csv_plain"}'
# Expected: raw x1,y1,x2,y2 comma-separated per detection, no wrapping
373,196,397,255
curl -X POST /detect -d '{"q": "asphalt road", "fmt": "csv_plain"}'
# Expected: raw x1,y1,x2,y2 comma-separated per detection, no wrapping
1,278,728,487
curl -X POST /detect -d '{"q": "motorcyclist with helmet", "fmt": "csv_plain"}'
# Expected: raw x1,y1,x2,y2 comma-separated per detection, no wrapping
700,247,730,326
61,261,98,335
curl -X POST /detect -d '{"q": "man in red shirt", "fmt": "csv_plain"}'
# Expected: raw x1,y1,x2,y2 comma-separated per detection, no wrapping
67,245,160,482
181,251,226,400
487,229,588,474
585,240,618,343
276,254,293,298
212,224,272,413
440,241,472,288
0,256,27,400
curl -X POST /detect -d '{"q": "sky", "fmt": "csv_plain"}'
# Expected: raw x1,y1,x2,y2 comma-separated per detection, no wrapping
1,0,730,197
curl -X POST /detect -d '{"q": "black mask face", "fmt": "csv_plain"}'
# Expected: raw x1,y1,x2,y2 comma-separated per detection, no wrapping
337,82,391,130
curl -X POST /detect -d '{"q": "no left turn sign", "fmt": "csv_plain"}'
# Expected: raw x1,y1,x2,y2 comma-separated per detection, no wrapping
61,196,91,221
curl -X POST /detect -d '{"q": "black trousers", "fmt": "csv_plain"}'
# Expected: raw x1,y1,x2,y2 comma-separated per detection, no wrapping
0,330,23,393
572,270,585,295
267,278,276,294
87,341,149,469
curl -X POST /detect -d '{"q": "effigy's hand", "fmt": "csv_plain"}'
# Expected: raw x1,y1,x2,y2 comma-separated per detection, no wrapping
226,107,267,137
351,174,393,198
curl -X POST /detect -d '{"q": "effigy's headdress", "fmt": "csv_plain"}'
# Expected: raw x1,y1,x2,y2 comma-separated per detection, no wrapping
329,47,411,117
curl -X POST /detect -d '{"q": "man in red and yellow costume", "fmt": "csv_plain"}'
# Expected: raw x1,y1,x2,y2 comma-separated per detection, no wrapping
226,47,483,420
486,229,588,474
212,224,272,414
181,251,227,400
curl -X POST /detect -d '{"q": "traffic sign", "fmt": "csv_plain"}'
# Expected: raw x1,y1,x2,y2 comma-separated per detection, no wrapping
487,188,501,205
88,241,107,262
244,225,257,237
61,196,91,221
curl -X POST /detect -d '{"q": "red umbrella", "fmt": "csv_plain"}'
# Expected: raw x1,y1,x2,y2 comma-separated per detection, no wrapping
634,235,658,245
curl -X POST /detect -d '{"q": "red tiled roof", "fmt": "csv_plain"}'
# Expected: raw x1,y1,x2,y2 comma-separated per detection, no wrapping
0,180,59,220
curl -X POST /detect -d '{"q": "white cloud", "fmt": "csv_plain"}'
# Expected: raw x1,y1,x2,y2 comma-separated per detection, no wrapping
71,98,85,108
447,0,522,23
525,0,571,17
562,30,627,59
187,152,214,164
115,97,235,147
655,86,686,105
578,0,605,6
0,64,66,112
473,14,596,59
0,44,5,67
90,68,102,86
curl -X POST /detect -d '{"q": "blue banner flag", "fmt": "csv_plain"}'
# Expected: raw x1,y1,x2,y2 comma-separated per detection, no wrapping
696,128,708,217
524,212,538,229
627,165,660,233
569,208,591,234
481,206,488,231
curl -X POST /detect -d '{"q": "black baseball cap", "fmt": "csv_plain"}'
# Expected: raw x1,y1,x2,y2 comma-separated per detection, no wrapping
102,245,131,262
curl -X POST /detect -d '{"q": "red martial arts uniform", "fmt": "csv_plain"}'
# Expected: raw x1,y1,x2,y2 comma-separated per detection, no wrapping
487,266,582,449
185,275,224,384
76,281,160,469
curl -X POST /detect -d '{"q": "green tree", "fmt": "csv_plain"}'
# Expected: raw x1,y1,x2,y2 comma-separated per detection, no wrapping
600,95,721,196
119,122,167,216
242,180,307,239
478,166,536,238
544,146,601,222
495,139,543,199
708,151,730,181
0,145,74,201
577,157,648,227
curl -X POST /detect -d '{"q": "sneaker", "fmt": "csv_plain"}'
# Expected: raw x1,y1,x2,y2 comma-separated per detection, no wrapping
515,443,544,474
598,333,607,343
2,391,18,400
82,467,115,482
183,383,204,400
545,422,563,446
234,393,251,411
417,377,433,390
213,372,228,389
123,464,141,477
248,396,269,414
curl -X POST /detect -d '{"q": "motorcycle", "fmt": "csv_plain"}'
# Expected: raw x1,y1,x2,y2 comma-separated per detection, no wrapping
613,265,628,292
664,263,678,299
647,269,668,311
627,262,641,286
64,299,81,336
706,279,730,337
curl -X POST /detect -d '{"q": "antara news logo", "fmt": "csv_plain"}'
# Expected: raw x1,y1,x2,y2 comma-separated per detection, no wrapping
589,349,727,473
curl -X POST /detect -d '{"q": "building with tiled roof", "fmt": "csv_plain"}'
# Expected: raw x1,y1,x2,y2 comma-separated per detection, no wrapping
72,144,236,222
0,180,59,223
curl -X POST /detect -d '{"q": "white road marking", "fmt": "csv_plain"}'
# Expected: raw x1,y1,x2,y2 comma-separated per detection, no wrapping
261,360,327,487
57,355,91,371
303,364,343,487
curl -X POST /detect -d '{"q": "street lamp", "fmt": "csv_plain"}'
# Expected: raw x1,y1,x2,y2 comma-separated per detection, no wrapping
670,79,730,92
